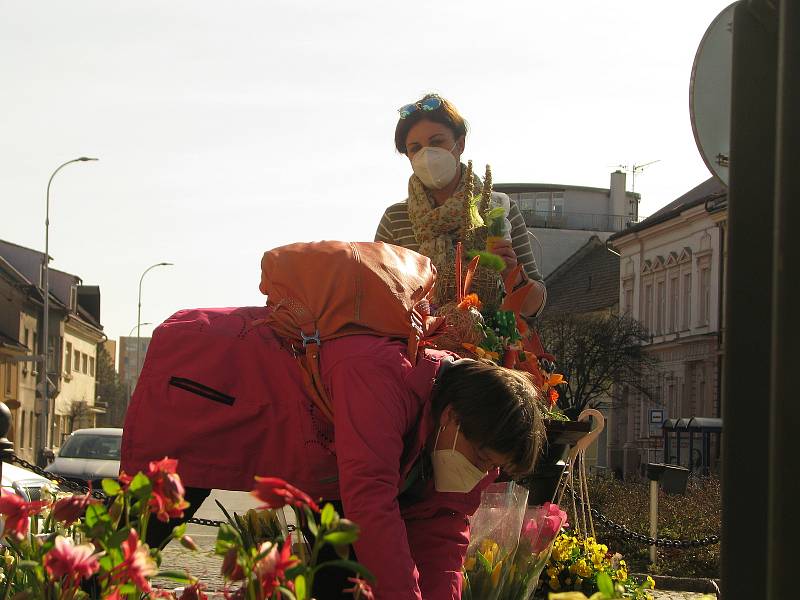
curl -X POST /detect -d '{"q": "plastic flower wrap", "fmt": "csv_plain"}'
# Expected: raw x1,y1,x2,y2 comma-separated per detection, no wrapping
495,502,568,600
461,482,529,600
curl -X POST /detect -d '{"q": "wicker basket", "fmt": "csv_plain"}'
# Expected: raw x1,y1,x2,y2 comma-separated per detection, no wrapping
431,228,504,313
433,302,486,355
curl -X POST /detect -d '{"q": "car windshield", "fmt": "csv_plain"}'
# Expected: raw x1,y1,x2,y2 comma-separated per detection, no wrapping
58,434,121,460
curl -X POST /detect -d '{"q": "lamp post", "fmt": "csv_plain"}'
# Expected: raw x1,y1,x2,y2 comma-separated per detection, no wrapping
128,323,152,337
136,263,173,385
39,157,98,464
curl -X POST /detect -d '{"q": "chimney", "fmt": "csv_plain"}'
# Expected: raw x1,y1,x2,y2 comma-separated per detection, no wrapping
77,285,101,326
609,170,627,222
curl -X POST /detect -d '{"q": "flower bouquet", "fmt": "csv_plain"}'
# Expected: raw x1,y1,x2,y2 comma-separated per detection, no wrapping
461,482,529,600
461,484,570,600
497,502,568,600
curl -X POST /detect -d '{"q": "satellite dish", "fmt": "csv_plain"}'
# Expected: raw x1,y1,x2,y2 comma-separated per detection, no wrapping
690,2,736,186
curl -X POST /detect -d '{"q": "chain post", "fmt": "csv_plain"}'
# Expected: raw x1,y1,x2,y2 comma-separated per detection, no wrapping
0,402,14,486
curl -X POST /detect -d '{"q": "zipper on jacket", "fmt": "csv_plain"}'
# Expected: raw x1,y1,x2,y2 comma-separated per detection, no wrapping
168,376,235,406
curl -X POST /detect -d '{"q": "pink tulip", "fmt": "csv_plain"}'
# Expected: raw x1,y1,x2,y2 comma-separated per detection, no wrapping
521,502,569,553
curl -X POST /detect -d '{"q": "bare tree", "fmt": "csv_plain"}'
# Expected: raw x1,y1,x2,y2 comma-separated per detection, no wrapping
538,312,658,418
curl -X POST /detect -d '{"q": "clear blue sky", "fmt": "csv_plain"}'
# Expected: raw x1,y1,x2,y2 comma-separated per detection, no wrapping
0,1,733,348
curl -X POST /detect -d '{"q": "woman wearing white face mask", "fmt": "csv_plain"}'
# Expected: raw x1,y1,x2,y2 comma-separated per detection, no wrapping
375,93,547,318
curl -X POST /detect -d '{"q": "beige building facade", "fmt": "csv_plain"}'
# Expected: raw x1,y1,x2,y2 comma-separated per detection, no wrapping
608,178,726,477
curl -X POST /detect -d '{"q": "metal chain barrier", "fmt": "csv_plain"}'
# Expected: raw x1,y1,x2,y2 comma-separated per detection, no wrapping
568,486,720,548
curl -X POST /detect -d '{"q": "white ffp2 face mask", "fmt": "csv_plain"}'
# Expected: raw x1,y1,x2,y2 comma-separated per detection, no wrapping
411,143,458,189
430,423,488,493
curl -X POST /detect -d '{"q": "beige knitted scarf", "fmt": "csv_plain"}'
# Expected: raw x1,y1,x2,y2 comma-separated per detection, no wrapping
407,165,483,269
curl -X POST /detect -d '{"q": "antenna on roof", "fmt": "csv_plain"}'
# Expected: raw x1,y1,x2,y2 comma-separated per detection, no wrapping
610,160,661,196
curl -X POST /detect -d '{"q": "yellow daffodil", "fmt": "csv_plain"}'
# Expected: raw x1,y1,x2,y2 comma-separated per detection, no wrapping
491,560,503,586
645,575,656,589
463,557,476,571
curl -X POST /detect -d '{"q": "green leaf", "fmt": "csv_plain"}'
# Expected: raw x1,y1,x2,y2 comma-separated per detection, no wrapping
128,472,152,499
172,522,187,539
101,479,122,496
294,574,307,600
313,559,375,583
108,494,125,527
306,514,318,537
597,571,615,597
322,530,358,546
155,570,196,584
214,523,241,555
476,551,492,574
84,503,111,528
320,503,336,529
107,527,132,550
117,583,137,594
277,586,297,600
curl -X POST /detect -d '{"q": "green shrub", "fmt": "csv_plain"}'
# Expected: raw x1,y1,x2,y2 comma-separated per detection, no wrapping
586,475,720,578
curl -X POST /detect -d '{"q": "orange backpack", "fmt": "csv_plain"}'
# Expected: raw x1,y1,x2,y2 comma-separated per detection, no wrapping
258,241,442,422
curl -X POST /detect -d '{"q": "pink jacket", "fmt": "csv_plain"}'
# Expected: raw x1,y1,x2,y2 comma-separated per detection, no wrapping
121,307,493,599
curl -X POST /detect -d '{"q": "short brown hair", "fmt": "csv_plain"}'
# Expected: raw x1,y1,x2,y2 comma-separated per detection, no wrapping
431,359,544,477
394,93,469,155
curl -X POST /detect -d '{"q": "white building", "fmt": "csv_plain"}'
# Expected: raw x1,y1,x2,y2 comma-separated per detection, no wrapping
607,178,726,477
496,171,639,277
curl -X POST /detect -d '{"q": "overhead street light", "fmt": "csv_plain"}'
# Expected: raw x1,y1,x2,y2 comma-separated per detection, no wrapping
40,157,98,464
136,262,173,385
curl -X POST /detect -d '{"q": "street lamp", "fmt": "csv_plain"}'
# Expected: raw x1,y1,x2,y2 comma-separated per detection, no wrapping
136,262,173,383
40,157,98,464
128,323,152,337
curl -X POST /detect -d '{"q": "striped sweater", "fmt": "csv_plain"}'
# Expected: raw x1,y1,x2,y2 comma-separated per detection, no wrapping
374,193,544,283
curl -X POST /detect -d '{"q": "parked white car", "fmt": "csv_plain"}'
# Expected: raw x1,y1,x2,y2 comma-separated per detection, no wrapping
45,427,122,487
1,461,54,502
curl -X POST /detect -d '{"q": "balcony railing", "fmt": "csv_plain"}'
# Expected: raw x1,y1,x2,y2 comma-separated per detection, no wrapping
519,209,638,232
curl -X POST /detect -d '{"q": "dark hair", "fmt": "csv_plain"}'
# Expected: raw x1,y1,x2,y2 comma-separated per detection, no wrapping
431,359,544,476
394,93,469,155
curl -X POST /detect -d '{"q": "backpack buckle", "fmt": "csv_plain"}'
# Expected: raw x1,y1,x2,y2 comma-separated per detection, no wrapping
300,329,321,347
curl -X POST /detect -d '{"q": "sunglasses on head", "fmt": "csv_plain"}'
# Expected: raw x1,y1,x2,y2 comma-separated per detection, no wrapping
398,95,443,119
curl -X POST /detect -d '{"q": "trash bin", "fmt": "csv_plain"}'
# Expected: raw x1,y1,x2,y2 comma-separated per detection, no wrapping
645,462,689,495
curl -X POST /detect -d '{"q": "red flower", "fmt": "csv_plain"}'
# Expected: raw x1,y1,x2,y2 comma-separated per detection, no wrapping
121,457,190,522
548,387,559,408
254,535,299,592
179,583,208,600
221,547,245,581
251,477,319,512
344,576,375,600
0,491,48,540
112,529,157,592
52,493,99,526
44,536,101,583
146,457,190,522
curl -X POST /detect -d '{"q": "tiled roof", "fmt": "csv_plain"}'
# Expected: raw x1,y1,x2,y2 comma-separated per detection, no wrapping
609,177,726,241
542,236,619,316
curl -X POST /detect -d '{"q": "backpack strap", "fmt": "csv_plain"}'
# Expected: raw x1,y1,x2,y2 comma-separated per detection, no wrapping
269,298,336,423
300,334,335,423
